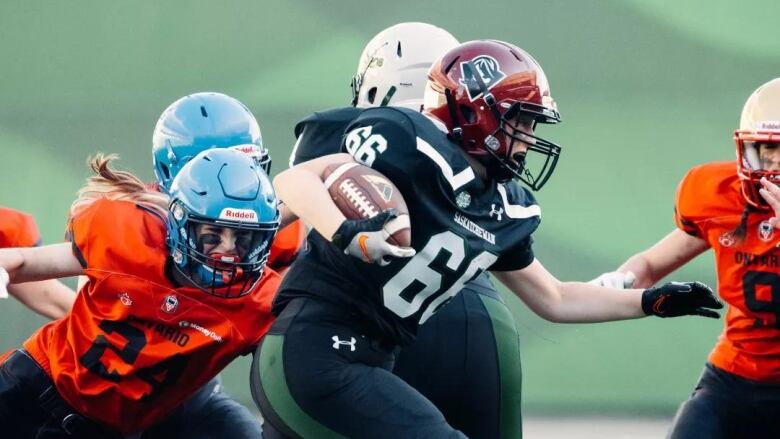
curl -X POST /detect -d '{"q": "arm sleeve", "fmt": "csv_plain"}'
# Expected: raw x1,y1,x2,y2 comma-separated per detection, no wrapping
0,209,42,248
267,220,306,270
341,108,424,180
291,112,351,166
674,168,704,238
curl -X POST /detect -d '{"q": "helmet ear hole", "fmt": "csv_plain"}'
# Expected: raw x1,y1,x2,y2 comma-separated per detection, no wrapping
160,164,171,180
367,87,378,104
460,105,476,124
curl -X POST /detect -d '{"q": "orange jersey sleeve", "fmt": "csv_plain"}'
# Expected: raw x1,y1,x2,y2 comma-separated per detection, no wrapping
67,199,168,274
267,219,305,270
0,207,41,248
674,161,738,239
23,199,277,433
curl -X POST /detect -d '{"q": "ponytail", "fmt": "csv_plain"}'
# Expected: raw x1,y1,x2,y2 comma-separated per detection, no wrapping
71,154,169,217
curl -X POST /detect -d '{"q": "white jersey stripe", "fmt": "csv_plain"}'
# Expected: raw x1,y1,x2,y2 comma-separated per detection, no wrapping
416,137,475,192
497,184,541,219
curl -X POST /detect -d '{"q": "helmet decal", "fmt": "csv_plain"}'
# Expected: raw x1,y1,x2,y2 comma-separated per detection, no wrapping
460,56,507,101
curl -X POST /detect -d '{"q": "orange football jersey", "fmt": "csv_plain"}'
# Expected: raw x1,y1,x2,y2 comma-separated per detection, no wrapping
675,161,780,382
0,207,41,248
267,219,305,270
22,199,278,434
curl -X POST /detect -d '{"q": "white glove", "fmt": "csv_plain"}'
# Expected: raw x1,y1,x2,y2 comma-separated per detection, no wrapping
589,270,636,289
342,228,416,266
0,267,9,299
332,210,416,266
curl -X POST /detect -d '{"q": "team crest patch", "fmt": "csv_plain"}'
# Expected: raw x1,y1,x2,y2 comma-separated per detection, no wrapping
460,55,507,101
719,232,736,247
758,220,775,242
118,292,133,306
456,191,472,208
162,295,179,314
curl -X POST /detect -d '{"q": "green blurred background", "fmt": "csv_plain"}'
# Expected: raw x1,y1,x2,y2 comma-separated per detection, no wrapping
2,0,779,419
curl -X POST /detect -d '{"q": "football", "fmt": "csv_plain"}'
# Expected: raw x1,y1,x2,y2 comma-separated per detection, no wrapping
323,162,411,247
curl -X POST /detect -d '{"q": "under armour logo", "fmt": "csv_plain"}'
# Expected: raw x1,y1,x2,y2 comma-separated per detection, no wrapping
489,204,504,221
332,335,356,351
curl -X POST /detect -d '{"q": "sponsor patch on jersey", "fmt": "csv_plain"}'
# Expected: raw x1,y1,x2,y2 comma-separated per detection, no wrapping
454,213,496,244
460,55,507,101
218,208,258,223
179,320,224,343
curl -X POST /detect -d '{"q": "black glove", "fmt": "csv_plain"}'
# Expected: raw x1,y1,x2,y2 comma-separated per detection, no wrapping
331,209,415,266
642,281,723,318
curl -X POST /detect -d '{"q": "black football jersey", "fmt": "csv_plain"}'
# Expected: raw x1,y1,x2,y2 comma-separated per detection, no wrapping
277,106,540,345
289,107,362,166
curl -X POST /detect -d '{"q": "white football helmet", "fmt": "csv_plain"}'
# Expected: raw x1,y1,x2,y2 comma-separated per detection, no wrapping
735,78,780,208
351,22,459,110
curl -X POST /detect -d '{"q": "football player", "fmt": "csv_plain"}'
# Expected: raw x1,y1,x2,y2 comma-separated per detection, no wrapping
590,78,780,439
0,207,74,319
152,92,304,273
285,22,525,438
143,92,305,438
254,40,723,438
0,149,280,438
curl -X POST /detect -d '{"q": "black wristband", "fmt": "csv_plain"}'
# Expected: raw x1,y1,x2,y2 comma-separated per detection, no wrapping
640,288,658,316
331,220,359,251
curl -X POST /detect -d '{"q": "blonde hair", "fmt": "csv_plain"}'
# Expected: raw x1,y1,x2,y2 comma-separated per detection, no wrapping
71,153,169,217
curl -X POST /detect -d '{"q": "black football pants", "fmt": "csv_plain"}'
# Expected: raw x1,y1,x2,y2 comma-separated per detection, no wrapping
668,362,780,439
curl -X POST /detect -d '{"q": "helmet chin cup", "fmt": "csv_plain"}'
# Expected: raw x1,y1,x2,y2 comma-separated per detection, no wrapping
485,135,500,151
172,249,184,265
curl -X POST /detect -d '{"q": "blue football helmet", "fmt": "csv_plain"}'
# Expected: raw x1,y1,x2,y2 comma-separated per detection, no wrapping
167,148,279,298
153,92,271,192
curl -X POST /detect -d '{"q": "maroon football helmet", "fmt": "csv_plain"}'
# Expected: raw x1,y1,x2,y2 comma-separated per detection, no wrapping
424,40,561,188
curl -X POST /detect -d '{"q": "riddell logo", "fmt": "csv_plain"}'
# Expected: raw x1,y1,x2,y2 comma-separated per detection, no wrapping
228,145,262,158
219,208,258,222
758,121,780,130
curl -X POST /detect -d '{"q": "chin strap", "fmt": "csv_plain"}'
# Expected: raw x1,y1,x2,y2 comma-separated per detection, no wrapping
444,88,463,143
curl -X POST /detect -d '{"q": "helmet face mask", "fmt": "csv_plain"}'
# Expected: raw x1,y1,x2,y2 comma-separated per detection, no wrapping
735,78,780,208
167,149,279,298
351,22,459,110
425,40,562,188
484,113,561,188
